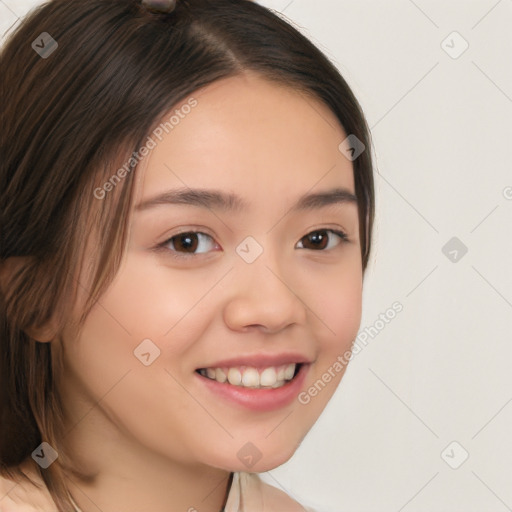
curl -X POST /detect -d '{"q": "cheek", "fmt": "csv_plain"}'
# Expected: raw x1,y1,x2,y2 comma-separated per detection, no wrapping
60,304,137,395
301,257,363,349
291,264,362,428
328,278,362,347
91,254,220,344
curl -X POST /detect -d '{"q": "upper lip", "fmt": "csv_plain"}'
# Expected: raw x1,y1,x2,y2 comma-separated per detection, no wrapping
197,353,312,370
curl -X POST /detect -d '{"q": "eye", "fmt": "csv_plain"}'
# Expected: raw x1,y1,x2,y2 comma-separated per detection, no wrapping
296,229,348,251
161,231,219,257
156,228,349,260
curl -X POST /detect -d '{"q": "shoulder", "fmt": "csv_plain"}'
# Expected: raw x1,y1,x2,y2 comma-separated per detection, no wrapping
0,462,57,512
236,471,311,512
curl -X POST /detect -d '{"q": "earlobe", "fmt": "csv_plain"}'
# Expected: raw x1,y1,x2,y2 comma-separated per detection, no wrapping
24,324,57,343
0,256,57,343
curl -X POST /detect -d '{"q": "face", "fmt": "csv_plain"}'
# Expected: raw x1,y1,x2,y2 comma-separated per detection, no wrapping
56,72,363,474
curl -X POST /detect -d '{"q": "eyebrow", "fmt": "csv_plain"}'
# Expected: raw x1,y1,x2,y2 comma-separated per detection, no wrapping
135,186,358,213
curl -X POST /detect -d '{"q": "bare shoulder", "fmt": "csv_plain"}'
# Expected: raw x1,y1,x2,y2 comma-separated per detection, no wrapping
0,462,57,512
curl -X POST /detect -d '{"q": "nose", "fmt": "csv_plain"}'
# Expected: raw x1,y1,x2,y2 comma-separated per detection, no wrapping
222,252,308,334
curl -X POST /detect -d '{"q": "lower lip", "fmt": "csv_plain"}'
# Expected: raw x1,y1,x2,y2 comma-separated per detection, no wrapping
195,363,310,412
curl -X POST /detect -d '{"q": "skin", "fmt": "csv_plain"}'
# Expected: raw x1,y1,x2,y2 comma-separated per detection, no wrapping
42,72,363,512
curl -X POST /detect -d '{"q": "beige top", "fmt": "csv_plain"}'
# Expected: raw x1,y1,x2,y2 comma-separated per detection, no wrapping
0,466,315,512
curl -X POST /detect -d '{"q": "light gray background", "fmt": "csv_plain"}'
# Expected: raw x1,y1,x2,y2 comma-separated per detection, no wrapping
1,1,511,511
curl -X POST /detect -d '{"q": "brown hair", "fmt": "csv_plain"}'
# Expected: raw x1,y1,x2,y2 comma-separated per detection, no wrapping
0,0,375,509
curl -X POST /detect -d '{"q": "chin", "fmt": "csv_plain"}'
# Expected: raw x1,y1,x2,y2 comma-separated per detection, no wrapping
226,446,298,473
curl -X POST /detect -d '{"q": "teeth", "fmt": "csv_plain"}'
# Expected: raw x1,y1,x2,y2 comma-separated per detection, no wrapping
227,368,242,386
215,368,227,383
260,367,277,386
199,363,297,389
241,368,259,387
284,364,295,380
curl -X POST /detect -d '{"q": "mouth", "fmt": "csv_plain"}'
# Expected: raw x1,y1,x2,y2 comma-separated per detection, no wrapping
194,362,310,412
195,362,303,390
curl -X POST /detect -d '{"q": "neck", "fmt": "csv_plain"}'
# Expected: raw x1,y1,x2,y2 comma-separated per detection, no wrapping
61,425,232,512
67,464,233,512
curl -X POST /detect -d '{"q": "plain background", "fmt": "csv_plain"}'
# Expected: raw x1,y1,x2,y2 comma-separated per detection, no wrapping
1,1,511,511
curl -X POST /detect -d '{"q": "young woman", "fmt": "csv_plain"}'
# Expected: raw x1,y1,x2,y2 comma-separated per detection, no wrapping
0,0,375,510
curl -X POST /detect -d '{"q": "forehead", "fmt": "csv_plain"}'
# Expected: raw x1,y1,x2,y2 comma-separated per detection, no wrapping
135,72,354,207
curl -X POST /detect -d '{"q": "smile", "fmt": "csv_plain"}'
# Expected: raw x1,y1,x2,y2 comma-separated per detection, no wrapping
196,363,301,389
195,362,309,412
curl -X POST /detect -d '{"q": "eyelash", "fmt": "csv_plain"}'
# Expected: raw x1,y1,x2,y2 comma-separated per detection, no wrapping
155,228,350,261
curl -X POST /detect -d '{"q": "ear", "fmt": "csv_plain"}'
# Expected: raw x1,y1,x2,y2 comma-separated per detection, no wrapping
24,322,58,343
0,256,58,343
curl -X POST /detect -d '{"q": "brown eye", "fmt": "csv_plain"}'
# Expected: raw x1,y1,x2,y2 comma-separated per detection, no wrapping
173,233,199,252
164,232,217,255
296,229,348,251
